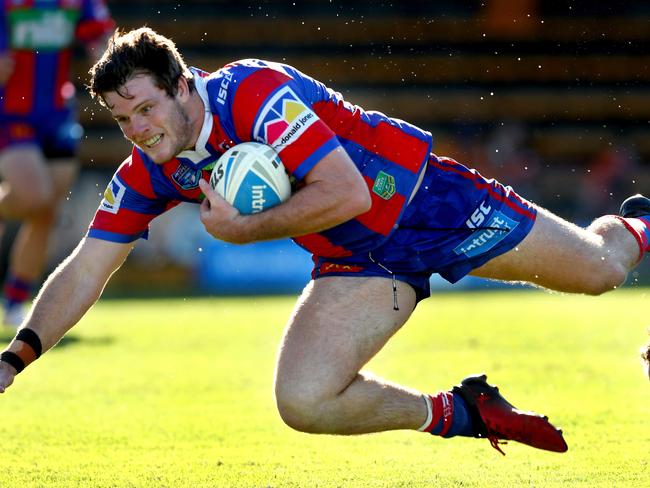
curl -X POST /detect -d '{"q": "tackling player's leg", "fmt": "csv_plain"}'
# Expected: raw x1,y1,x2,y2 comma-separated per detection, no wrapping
0,146,54,219
0,149,78,327
5,161,78,294
0,146,55,326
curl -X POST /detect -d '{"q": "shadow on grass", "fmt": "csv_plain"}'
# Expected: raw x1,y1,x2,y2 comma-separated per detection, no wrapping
0,328,114,350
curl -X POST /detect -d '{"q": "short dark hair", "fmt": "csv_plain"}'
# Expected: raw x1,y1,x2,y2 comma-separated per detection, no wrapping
88,27,194,107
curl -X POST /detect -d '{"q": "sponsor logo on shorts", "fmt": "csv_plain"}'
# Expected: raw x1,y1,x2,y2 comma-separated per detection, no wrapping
253,86,317,150
453,209,518,258
465,200,492,228
372,171,396,200
320,263,364,274
171,163,203,190
100,176,126,214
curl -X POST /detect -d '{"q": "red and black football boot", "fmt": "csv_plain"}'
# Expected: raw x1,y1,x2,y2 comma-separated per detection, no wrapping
452,374,568,455
620,194,650,218
619,193,650,217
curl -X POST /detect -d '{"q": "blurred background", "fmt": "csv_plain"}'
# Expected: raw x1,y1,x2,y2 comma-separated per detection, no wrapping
8,0,650,296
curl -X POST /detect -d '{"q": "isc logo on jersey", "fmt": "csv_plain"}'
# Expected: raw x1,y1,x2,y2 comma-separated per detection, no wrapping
215,69,234,106
253,86,317,151
100,177,126,214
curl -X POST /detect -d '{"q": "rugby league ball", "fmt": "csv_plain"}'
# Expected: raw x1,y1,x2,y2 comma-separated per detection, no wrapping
209,142,291,214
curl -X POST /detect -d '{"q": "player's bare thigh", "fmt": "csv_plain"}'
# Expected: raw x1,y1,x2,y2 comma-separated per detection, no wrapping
48,158,79,200
275,276,416,401
0,146,54,212
470,206,637,293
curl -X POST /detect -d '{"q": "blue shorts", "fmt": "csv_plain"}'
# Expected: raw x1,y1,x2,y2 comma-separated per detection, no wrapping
0,110,82,160
312,155,537,302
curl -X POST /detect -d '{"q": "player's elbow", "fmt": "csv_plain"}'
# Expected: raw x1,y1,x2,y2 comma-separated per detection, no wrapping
356,186,372,214
342,181,372,218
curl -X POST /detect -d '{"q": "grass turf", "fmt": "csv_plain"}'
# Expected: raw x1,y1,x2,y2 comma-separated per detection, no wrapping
0,289,648,487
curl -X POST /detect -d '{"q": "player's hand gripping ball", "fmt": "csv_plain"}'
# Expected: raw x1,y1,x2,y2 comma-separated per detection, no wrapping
209,142,291,214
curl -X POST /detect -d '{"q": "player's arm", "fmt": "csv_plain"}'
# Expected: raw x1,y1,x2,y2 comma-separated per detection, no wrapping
198,145,371,244
0,237,133,392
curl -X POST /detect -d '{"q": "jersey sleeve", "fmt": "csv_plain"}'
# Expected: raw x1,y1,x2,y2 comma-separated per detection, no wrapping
226,62,341,180
76,0,115,43
87,155,172,243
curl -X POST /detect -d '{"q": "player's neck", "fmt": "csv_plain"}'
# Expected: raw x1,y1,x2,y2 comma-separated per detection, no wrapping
186,91,207,151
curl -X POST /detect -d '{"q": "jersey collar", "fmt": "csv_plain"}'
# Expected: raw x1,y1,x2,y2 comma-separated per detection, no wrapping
175,73,216,169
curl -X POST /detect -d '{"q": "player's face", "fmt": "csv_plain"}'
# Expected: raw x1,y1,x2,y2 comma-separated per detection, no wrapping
105,74,197,164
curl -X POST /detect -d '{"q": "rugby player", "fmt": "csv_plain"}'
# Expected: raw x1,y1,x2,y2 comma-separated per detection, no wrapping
2,27,650,454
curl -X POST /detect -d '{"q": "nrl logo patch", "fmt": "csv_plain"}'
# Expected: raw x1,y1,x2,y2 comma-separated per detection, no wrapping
372,171,396,200
171,164,203,190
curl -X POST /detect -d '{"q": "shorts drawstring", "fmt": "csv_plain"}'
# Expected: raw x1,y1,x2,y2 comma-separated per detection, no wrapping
368,253,399,311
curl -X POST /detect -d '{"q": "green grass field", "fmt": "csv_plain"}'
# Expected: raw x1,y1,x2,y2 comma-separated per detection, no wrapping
0,289,649,487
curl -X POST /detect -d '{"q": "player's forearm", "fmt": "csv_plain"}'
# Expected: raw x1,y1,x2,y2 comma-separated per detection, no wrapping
234,178,371,242
23,258,106,352
0,253,104,379
0,238,132,376
222,145,372,243
199,146,372,244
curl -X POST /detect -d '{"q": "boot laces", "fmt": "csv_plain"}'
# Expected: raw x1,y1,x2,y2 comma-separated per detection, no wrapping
477,392,508,456
488,435,507,456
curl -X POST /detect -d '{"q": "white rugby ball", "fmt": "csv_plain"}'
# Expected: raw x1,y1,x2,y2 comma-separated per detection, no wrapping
209,142,291,214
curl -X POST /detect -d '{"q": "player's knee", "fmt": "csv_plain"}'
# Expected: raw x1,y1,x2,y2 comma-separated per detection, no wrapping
6,187,56,218
275,385,327,433
26,194,54,215
581,262,627,295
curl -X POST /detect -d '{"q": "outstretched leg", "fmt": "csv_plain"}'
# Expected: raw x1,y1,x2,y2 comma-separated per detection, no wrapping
470,205,642,294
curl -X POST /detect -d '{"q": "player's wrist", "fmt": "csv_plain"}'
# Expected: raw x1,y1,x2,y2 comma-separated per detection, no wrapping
0,328,43,374
0,356,17,372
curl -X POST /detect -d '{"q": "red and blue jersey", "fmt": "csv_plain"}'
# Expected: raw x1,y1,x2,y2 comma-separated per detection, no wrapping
88,60,433,257
0,0,114,117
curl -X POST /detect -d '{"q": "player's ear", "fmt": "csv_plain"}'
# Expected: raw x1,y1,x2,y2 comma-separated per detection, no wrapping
176,76,191,100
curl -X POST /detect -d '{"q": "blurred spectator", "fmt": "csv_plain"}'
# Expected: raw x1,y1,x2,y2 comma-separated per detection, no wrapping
0,0,114,326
